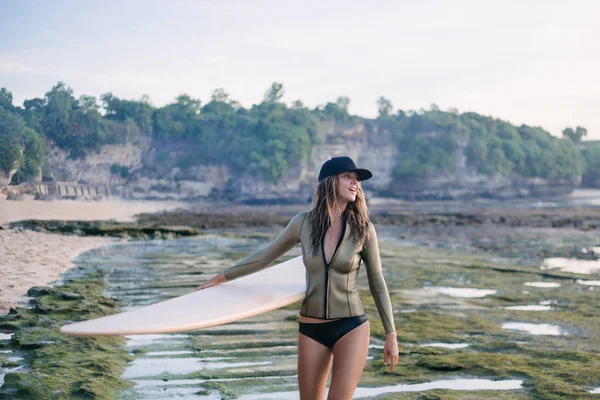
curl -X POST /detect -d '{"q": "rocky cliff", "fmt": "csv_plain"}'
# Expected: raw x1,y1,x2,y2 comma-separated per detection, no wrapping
387,133,578,200
42,121,577,202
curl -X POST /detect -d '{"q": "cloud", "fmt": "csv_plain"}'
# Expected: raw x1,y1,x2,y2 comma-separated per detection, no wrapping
0,60,51,76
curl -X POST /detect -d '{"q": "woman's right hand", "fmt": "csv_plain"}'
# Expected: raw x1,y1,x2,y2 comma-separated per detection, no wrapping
197,272,227,291
383,331,399,372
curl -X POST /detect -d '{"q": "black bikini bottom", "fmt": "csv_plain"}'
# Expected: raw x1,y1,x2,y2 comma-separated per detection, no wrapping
299,315,368,348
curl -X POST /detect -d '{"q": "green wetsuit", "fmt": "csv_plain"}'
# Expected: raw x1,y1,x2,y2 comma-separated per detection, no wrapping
223,211,396,334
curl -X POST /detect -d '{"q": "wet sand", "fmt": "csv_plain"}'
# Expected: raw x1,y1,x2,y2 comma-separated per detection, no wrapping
0,196,183,314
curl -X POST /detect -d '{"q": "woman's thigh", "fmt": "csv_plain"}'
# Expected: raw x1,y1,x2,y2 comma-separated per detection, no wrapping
298,333,333,400
328,321,370,400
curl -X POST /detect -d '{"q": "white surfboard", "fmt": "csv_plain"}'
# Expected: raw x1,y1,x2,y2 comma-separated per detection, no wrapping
60,256,306,336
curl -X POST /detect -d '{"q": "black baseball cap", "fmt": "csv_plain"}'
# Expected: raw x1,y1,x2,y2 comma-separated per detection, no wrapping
318,156,373,182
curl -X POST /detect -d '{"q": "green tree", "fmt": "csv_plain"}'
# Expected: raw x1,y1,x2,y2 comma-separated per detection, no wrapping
41,82,77,149
22,97,45,132
211,88,230,103
0,88,14,111
581,142,600,187
18,128,45,180
101,92,153,134
79,95,100,113
0,135,22,175
110,163,130,179
562,126,587,143
153,94,203,140
0,107,45,180
40,82,120,157
263,82,284,103
291,100,305,110
323,102,349,123
376,96,393,117
336,96,350,112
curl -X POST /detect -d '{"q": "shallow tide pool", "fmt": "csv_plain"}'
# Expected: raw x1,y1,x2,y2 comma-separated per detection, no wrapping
524,282,561,288
542,258,600,275
501,322,567,336
424,287,497,298
237,378,524,399
5,224,595,398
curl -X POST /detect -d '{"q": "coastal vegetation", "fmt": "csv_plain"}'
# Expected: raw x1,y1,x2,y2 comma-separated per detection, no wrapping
0,83,597,186
0,92,45,183
580,141,600,187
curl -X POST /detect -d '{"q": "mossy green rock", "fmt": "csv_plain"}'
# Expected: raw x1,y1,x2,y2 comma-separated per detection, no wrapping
9,219,200,238
0,270,133,399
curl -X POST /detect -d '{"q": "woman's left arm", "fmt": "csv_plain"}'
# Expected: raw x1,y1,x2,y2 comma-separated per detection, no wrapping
362,221,398,372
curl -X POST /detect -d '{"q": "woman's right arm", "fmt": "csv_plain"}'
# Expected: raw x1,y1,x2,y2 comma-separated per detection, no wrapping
197,211,307,290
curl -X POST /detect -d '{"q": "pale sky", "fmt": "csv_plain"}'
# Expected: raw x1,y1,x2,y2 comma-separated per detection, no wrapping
1,0,599,139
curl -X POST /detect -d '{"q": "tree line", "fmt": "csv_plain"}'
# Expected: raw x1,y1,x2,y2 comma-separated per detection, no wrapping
0,82,597,187
372,101,587,183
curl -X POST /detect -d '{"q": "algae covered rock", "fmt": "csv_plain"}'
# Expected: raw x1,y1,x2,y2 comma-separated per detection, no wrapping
0,269,133,399
9,219,201,238
57,291,82,301
26,286,53,297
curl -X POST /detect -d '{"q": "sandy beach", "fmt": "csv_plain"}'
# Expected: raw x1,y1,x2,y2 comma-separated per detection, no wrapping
0,196,183,314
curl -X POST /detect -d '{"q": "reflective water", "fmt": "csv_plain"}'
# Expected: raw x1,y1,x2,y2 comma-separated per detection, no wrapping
123,357,273,379
502,322,566,336
83,235,528,398
79,236,304,399
237,378,524,399
425,286,497,298
419,343,471,349
576,280,600,286
10,226,582,397
0,366,24,387
145,350,194,356
504,305,553,311
399,308,417,313
524,282,561,288
542,258,600,275
539,300,557,305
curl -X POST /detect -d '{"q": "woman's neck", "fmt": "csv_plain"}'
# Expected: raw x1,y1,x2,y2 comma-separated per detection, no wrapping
331,201,348,223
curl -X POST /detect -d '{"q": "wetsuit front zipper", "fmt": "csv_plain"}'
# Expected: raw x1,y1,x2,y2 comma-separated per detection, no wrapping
322,252,329,318
321,222,346,319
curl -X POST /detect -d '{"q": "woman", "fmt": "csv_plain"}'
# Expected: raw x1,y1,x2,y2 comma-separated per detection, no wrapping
198,156,398,399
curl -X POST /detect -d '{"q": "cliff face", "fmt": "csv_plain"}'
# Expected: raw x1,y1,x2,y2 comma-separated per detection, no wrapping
230,122,397,203
1,148,22,186
42,122,577,201
387,133,578,200
46,139,147,187
0,168,18,187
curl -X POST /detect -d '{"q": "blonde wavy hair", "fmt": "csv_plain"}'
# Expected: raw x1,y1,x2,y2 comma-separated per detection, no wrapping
309,174,371,256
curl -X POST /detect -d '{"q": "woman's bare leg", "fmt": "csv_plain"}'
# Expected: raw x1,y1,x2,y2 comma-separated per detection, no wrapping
298,333,333,400
327,321,370,400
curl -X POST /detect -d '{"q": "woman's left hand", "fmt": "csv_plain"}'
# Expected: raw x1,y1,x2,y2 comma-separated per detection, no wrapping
197,272,226,291
383,332,398,372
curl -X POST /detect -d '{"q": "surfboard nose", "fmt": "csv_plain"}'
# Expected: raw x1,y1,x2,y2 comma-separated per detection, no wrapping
60,324,85,336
